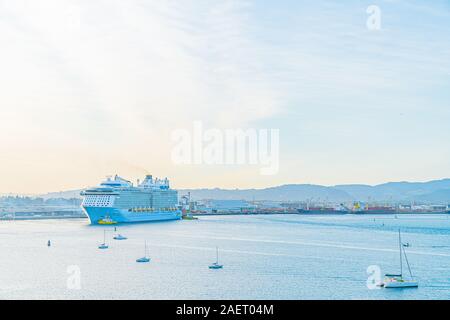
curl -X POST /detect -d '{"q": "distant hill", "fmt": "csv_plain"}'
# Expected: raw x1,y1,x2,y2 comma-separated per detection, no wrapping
178,184,353,202
414,189,450,203
334,179,450,203
38,179,450,204
179,179,450,204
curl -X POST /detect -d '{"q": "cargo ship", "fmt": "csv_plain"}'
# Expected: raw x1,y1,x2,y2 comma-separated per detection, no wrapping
80,175,181,224
351,202,397,214
363,205,397,214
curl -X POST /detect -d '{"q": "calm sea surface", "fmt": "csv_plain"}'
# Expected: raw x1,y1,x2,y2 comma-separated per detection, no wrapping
1,214,449,299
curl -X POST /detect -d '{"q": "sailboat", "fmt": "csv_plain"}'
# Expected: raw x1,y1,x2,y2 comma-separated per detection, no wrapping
383,230,418,288
98,230,109,249
113,228,127,240
136,241,150,263
114,234,127,240
209,247,223,269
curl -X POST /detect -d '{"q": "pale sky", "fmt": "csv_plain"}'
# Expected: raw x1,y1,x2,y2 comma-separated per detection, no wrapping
0,0,449,194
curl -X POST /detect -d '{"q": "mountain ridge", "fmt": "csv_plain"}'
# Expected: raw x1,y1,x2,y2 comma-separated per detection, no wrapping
180,178,450,203
35,178,450,204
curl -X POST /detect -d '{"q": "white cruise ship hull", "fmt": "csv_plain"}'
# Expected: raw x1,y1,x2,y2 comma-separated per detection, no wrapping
82,207,182,224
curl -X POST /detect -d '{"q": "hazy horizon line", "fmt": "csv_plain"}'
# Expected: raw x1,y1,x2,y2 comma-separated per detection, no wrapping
2,176,448,197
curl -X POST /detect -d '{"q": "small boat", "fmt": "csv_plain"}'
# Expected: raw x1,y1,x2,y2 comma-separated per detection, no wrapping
209,247,223,269
113,234,127,240
136,256,150,263
113,228,127,240
136,241,150,263
47,240,51,247
98,215,117,225
98,230,109,249
383,230,418,288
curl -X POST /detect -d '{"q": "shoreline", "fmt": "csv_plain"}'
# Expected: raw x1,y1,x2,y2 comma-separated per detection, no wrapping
0,216,87,221
1,211,448,222
193,212,449,216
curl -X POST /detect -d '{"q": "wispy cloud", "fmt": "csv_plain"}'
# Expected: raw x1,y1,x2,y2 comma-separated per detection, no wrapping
0,0,282,191
0,0,449,192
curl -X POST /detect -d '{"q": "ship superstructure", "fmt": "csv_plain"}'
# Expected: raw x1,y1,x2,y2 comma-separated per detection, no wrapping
81,175,181,224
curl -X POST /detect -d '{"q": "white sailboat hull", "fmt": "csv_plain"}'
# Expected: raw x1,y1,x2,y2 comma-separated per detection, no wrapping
384,280,418,288
383,230,419,289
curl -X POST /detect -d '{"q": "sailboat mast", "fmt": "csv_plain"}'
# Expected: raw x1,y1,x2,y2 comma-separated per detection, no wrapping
398,229,403,278
402,245,414,278
216,247,219,264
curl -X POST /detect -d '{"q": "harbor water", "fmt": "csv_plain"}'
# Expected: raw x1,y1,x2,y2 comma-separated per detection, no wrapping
0,214,449,299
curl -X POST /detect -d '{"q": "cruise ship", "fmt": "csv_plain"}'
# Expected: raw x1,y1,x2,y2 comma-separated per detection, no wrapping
80,175,182,224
